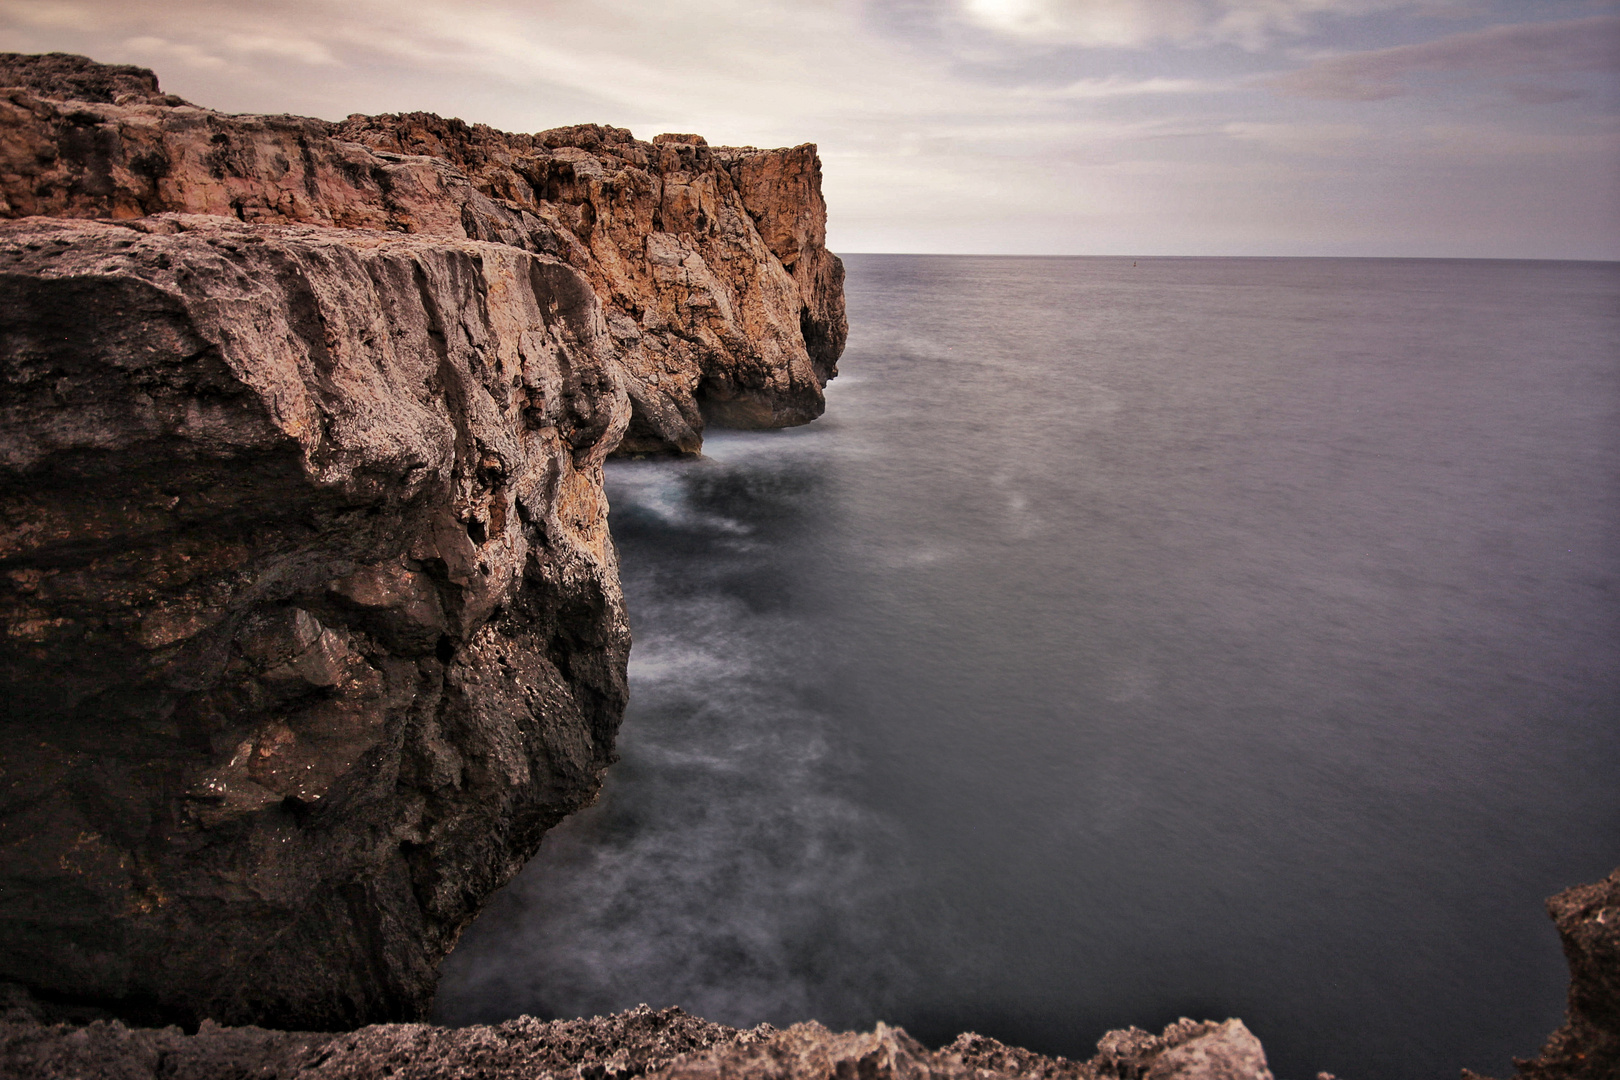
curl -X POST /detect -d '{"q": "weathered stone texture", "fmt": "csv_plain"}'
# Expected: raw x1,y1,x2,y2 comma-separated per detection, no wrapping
0,59,845,455
0,213,630,1029
0,52,182,108
0,50,850,1031
0,1005,1277,1080
1507,869,1620,1080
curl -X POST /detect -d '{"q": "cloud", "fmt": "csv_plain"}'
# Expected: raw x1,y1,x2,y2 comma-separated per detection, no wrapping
1502,83,1587,105
0,0,100,31
956,0,1425,50
121,35,226,70
1038,76,1222,99
220,32,337,66
1265,14,1620,100
1222,119,1376,156
1,0,1615,257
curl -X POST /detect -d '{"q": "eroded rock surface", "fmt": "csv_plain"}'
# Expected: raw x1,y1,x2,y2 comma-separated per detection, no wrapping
0,54,845,454
0,212,630,1029
0,1005,1277,1080
0,49,848,1031
1502,869,1620,1080
0,51,185,108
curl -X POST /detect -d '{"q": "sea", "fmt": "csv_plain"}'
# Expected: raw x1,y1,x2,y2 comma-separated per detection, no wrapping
433,255,1620,1080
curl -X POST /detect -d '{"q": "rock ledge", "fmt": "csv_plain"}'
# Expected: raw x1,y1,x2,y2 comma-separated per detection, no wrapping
0,1004,1277,1080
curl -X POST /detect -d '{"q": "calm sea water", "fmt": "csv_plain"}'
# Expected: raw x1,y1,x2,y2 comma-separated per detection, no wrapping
435,256,1620,1080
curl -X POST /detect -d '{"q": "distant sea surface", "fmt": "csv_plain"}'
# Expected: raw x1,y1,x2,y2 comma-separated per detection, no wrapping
435,256,1620,1080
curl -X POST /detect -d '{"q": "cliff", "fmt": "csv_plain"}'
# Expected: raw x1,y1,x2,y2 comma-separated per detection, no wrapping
0,211,631,1029
0,51,842,1030
0,51,846,456
1,53,1605,1080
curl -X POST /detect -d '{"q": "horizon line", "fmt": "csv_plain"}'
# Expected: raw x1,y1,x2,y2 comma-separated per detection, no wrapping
831,251,1620,264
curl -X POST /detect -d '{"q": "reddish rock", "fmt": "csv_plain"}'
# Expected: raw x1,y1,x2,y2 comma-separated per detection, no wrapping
0,50,848,1030
0,55,845,455
0,1005,1281,1080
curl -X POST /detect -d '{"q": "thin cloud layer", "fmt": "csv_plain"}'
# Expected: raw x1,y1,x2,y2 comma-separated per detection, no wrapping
957,0,1421,49
0,0,1615,257
1267,14,1620,99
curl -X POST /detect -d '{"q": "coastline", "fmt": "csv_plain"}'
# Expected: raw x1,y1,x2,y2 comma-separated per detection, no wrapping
0,54,1614,1080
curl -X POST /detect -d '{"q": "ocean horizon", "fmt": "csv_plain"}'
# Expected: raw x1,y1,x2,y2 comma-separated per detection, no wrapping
436,253,1620,1080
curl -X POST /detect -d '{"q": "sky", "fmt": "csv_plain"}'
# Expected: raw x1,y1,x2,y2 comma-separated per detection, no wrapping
2,0,1617,258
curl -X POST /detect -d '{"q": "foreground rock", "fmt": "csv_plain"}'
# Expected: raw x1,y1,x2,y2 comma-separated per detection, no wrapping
0,52,845,454
1489,869,1620,1080
0,1004,1275,1080
0,213,630,1028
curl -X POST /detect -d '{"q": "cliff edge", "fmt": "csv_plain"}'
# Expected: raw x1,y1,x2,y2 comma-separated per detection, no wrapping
0,51,846,456
0,52,845,1030
0,211,631,1029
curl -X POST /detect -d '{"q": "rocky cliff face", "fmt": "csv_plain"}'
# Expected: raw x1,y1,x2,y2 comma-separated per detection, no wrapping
0,52,845,455
1501,870,1620,1080
0,212,630,1029
7,53,1605,1080
0,52,845,1030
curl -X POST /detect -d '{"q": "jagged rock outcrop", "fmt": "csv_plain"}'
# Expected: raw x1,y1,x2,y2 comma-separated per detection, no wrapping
0,51,186,108
0,212,631,1029
331,116,844,450
1496,869,1620,1080
0,53,845,454
0,1004,1276,1080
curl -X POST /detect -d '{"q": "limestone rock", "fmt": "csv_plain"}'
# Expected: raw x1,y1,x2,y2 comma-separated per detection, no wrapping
331,112,843,451
1082,1019,1272,1080
0,1007,1284,1080
1140,1021,1273,1080
0,213,630,1029
0,50,847,1030
0,54,845,455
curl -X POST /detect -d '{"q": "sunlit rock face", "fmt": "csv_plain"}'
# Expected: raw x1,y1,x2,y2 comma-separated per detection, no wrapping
332,118,846,452
0,54,846,455
0,212,631,1029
